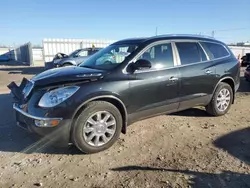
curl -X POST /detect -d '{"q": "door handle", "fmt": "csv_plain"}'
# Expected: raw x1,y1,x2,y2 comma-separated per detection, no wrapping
169,77,179,81
205,69,213,74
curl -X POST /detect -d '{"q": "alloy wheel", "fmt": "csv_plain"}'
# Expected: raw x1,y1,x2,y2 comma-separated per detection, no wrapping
83,111,116,147
216,88,231,112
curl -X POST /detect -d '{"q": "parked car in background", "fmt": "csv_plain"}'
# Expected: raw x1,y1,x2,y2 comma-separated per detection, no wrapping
0,54,10,61
244,65,250,82
241,53,250,67
9,34,240,154
53,47,102,67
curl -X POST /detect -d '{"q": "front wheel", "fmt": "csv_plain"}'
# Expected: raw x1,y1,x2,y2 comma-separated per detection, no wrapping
72,101,122,154
206,82,233,116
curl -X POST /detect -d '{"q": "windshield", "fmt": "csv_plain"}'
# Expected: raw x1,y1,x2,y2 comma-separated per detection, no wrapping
68,49,81,57
79,44,138,70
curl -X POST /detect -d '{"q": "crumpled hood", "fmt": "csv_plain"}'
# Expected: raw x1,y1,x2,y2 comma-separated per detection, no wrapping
32,66,105,86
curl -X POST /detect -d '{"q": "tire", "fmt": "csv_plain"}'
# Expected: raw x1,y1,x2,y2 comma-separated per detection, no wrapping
72,101,122,154
62,63,73,67
241,61,248,67
206,82,233,116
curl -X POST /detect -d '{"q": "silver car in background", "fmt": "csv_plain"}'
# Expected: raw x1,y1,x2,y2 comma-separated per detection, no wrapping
53,47,102,67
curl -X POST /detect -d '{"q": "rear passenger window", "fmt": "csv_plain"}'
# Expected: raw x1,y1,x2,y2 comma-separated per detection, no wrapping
176,42,207,65
200,42,229,59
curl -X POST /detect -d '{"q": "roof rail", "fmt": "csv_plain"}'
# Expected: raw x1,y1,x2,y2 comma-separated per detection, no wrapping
151,34,215,39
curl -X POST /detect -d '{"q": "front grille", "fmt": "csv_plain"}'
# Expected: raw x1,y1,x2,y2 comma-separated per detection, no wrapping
22,80,34,98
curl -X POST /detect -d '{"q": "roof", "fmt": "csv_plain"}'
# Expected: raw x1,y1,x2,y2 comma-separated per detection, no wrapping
150,34,214,39
113,34,224,45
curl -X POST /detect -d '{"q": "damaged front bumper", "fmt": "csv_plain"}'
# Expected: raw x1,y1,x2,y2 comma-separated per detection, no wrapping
8,79,71,147
13,103,63,128
7,78,29,102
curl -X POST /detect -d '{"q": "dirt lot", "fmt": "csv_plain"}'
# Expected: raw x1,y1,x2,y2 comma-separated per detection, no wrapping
0,65,249,188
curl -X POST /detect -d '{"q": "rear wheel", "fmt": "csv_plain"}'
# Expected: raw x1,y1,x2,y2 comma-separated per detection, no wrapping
206,82,233,116
72,101,122,154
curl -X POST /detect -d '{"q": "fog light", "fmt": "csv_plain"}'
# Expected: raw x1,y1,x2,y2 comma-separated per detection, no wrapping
35,119,60,127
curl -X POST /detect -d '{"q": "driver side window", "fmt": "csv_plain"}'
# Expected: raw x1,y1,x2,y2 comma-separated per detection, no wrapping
78,50,88,57
137,43,174,69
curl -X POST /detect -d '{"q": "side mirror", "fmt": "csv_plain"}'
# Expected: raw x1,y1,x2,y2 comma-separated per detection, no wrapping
132,59,151,71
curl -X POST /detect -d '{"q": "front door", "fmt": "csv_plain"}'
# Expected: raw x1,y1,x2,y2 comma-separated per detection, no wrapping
127,42,180,122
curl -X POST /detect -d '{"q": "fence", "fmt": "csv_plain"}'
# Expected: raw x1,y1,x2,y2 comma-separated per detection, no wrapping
0,43,33,65
43,38,116,62
32,48,43,61
228,46,250,57
32,48,44,66
14,42,33,65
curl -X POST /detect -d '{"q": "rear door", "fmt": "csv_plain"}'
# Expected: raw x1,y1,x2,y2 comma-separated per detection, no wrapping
174,41,217,110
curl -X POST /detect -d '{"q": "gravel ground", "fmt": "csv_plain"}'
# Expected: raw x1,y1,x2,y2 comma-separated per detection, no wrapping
0,65,249,188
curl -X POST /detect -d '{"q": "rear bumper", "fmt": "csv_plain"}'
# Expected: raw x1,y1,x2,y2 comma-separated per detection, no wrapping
13,103,70,147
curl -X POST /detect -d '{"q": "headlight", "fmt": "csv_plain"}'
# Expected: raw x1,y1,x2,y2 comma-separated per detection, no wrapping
38,86,79,107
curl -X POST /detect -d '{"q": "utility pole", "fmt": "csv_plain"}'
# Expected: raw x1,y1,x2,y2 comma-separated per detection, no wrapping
155,27,158,36
212,30,215,38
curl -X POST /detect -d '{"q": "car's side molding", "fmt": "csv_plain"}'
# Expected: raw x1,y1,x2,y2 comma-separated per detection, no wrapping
72,95,128,134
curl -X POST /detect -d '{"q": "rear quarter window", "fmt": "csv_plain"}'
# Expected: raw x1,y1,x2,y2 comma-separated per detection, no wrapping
200,42,230,59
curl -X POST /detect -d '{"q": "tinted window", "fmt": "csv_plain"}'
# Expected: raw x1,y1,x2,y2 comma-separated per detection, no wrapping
138,43,174,69
176,42,204,65
78,50,88,57
200,42,229,59
68,49,81,57
88,49,99,56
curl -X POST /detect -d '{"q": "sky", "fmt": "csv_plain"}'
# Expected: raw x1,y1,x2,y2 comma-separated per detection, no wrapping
0,0,249,46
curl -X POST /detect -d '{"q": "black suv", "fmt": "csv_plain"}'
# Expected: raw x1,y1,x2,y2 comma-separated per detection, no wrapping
8,35,240,154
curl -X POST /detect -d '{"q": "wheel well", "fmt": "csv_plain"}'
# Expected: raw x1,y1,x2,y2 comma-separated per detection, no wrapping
94,98,127,134
62,62,73,66
221,78,235,103
71,97,127,140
